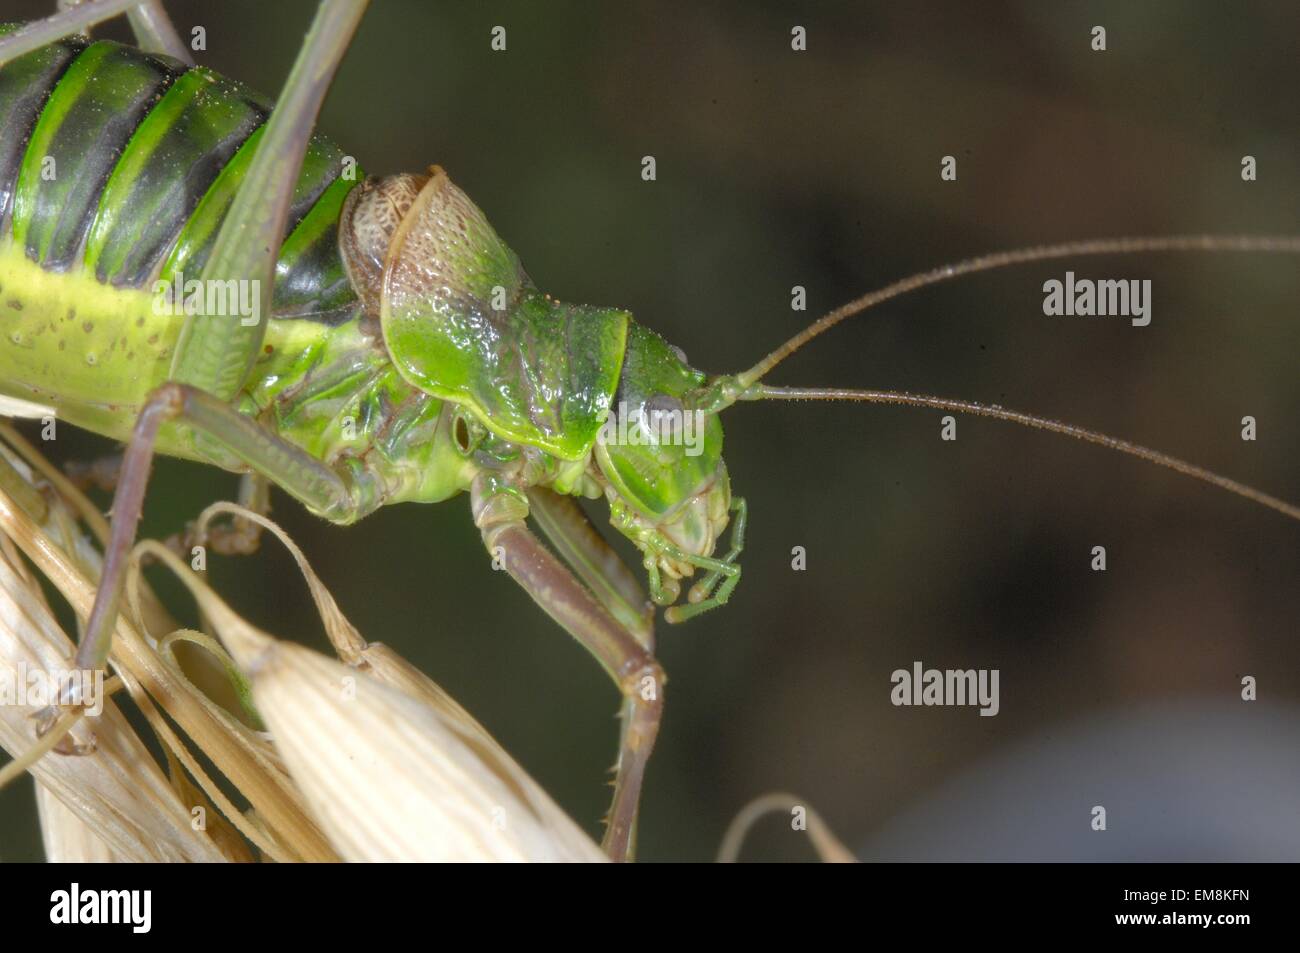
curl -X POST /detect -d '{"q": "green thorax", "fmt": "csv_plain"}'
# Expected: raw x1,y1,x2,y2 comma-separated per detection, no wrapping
373,169,630,462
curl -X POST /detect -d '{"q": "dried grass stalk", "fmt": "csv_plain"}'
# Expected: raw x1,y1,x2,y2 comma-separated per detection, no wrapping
0,434,604,863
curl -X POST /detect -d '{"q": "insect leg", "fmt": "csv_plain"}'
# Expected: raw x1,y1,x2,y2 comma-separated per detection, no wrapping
63,455,270,556
473,475,663,861
63,452,124,494
52,0,190,61
668,497,747,622
527,488,654,650
168,472,272,559
35,383,368,737
628,501,747,625
0,0,140,67
206,473,272,555
123,1,193,63
169,0,367,400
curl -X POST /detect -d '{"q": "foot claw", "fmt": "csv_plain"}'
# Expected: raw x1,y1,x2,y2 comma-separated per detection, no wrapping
31,704,97,756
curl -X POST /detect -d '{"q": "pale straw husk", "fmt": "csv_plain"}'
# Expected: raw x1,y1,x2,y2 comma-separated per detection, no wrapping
0,451,225,861
0,433,603,863
218,618,605,862
36,782,120,863
173,507,608,862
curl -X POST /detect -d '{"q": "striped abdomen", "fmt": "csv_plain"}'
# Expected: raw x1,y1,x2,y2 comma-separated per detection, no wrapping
0,28,361,324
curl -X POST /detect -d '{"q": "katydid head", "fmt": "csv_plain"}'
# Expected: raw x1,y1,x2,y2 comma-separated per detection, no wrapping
595,323,733,609
344,166,743,615
594,234,1300,623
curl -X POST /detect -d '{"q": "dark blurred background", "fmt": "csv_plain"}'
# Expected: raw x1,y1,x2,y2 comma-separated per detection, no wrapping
2,0,1298,861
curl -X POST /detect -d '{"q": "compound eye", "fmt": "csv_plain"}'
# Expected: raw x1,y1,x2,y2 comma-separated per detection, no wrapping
643,394,684,420
670,345,689,366
641,394,687,444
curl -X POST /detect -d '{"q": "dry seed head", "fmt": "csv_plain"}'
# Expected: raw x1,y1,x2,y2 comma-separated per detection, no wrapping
0,487,227,862
196,503,518,777
218,621,605,862
0,459,328,863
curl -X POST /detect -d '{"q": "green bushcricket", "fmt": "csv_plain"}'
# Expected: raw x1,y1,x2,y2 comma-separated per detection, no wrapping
0,1,1296,860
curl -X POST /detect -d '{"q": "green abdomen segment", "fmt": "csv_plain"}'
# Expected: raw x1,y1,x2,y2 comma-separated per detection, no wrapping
0,30,470,509
0,29,361,323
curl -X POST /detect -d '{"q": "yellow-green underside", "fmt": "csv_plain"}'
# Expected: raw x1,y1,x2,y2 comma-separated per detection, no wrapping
0,241,347,463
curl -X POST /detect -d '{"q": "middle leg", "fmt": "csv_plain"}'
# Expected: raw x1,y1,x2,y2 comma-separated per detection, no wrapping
37,382,370,733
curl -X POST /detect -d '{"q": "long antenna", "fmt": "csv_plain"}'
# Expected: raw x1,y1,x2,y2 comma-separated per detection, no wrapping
743,384,1300,522
735,235,1300,389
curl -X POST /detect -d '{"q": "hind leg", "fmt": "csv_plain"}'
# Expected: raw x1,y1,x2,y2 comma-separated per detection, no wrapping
53,0,192,61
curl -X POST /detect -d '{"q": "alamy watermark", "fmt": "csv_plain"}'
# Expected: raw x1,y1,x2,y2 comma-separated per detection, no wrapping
1042,272,1151,327
599,399,706,457
891,661,999,716
152,272,261,327
50,883,150,933
0,662,104,716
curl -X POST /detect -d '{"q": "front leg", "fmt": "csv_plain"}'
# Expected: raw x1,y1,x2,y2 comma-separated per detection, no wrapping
473,474,664,861
527,488,654,650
